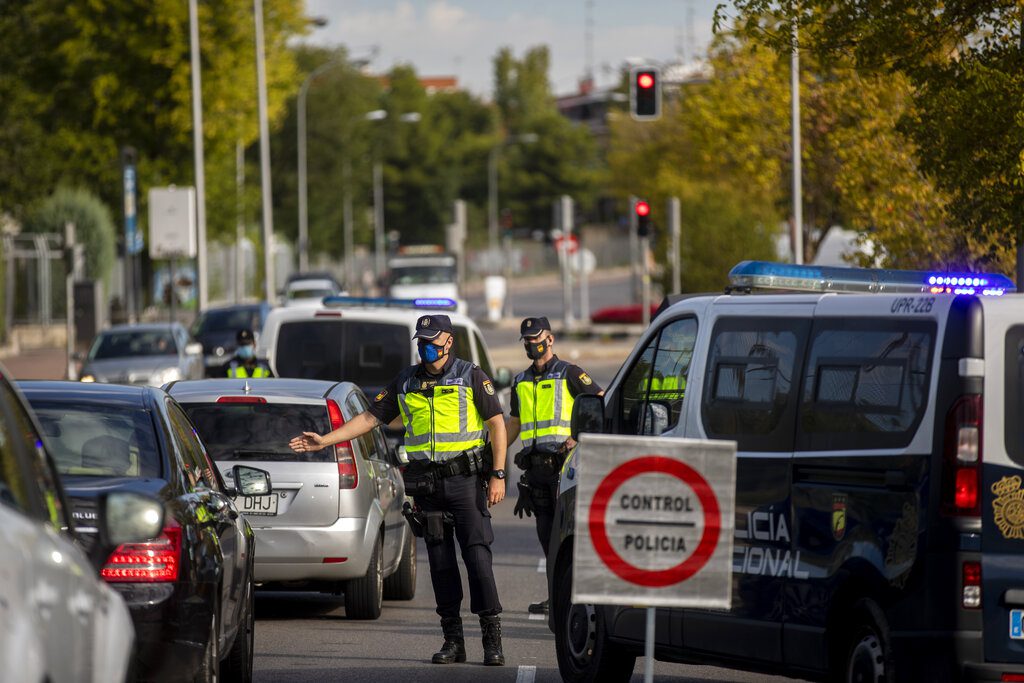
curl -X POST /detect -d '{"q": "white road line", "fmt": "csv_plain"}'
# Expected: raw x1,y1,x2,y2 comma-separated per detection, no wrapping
516,665,537,683
537,558,546,573
528,613,546,620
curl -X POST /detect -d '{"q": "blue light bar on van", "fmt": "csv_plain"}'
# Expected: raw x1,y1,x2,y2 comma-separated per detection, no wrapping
729,261,1014,296
321,296,458,310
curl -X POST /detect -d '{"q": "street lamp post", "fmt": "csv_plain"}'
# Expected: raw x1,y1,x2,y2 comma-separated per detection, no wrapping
253,0,275,304
365,110,420,281
188,0,208,311
487,133,538,270
297,59,341,273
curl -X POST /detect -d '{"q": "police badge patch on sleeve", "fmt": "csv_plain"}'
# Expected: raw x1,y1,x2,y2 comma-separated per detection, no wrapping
579,372,593,386
374,390,387,402
483,380,495,396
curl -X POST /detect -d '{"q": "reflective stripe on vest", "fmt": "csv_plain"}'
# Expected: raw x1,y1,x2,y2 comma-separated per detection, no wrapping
396,358,485,462
515,360,573,452
228,363,271,378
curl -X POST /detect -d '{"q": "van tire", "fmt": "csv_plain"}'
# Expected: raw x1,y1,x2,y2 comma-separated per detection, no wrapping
833,598,895,683
553,553,636,683
383,530,417,601
346,537,383,620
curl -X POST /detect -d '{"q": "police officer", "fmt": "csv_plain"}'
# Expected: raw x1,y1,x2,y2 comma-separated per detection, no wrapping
507,316,602,614
226,329,273,378
289,314,508,666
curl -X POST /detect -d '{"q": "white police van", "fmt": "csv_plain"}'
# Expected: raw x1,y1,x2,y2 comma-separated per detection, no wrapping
551,261,1024,682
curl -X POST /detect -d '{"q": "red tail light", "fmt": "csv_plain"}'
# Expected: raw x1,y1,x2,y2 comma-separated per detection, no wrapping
101,524,181,583
327,399,358,490
1001,674,1024,682
963,560,982,609
217,396,267,404
942,394,982,517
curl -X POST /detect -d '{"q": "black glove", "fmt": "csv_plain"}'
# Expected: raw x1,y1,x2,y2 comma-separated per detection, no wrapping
514,448,531,470
514,480,534,518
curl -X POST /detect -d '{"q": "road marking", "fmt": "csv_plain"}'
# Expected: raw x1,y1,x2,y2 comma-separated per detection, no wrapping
537,558,546,573
528,613,546,620
516,665,537,683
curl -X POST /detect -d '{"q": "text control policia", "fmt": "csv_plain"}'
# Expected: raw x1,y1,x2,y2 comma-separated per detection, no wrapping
289,313,509,667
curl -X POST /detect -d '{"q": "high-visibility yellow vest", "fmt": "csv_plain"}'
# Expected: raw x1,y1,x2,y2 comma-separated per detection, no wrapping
227,362,272,378
514,359,573,454
396,358,485,462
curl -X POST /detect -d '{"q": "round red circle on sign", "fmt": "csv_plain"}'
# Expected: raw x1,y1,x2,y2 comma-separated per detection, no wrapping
587,455,720,588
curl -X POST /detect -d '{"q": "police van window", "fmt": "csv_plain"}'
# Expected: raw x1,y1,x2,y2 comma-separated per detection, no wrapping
472,330,495,379
617,317,697,435
798,319,935,451
275,320,407,390
452,325,474,365
702,318,809,451
1002,325,1024,466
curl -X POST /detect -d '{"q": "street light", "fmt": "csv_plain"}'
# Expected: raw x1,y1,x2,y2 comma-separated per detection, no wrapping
364,110,420,281
487,133,539,264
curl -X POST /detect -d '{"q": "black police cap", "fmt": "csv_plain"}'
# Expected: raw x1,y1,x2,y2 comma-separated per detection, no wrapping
519,316,551,339
236,328,255,344
413,314,454,340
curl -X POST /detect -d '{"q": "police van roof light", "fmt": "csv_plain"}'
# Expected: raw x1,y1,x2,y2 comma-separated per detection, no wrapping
729,261,1014,296
321,296,458,311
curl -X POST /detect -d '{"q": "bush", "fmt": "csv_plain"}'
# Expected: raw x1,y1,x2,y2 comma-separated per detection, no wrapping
24,187,117,284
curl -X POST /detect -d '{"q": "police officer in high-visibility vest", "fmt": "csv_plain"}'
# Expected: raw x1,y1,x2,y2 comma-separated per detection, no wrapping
506,316,602,614
289,314,508,666
226,328,273,378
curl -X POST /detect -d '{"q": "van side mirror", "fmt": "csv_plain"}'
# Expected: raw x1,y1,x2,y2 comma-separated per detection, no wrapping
571,394,605,440
641,402,670,436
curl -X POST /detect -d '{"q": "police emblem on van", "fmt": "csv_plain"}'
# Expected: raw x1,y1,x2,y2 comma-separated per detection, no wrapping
832,494,847,541
992,475,1024,539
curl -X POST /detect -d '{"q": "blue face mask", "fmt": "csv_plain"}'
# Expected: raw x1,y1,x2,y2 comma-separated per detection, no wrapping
418,341,446,363
237,345,255,360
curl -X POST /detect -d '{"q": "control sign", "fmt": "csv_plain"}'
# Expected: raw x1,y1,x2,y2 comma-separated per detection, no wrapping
573,434,736,608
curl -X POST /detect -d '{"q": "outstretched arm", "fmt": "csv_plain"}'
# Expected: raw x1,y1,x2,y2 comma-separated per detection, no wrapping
289,411,380,452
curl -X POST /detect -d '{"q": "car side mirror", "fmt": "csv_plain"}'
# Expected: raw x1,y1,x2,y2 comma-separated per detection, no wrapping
232,465,272,496
96,491,164,554
494,367,513,389
571,393,605,440
184,342,203,356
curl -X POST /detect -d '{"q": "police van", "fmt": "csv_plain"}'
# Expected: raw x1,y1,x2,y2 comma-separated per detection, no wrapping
550,261,1024,682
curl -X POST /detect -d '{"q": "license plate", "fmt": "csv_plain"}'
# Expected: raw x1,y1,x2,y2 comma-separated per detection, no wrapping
234,494,278,516
1011,610,1024,640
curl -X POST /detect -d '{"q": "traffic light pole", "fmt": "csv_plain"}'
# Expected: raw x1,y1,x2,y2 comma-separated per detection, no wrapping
669,197,681,294
641,234,651,328
629,196,639,301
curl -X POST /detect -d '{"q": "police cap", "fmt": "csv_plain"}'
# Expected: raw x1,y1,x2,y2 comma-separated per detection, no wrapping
236,328,255,345
519,316,551,339
413,314,454,340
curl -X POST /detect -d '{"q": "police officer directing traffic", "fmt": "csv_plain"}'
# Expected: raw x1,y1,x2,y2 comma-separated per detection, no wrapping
289,314,508,666
507,316,602,615
226,328,273,378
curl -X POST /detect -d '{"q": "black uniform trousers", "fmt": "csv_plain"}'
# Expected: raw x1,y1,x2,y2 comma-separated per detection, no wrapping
415,473,502,619
526,466,559,559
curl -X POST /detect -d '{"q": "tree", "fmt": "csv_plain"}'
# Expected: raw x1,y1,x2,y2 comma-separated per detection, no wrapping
24,188,117,284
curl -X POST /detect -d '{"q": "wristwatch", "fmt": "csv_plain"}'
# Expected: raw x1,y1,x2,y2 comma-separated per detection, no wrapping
490,469,506,480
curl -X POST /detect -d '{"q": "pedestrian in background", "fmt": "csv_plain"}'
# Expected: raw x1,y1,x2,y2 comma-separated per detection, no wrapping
506,316,603,614
226,328,273,378
289,314,509,665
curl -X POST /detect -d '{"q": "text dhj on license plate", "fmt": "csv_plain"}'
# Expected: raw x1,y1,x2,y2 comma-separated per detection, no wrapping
235,494,278,516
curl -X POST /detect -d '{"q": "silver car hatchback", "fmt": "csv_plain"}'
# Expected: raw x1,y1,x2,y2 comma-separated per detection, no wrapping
167,378,415,620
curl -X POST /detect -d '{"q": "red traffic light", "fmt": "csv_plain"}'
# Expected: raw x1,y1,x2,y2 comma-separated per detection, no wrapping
635,201,651,217
637,73,654,89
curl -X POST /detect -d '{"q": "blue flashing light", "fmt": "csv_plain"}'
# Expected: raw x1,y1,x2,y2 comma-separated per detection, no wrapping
413,298,458,308
729,261,1014,296
321,296,458,311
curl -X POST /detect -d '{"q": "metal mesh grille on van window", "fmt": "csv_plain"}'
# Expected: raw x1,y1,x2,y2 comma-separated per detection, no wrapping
182,402,333,463
275,320,408,390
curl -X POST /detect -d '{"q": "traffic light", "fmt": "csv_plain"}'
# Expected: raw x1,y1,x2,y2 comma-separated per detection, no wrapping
630,67,661,121
635,199,652,237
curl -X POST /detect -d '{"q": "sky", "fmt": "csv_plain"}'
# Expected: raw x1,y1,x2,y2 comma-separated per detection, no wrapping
303,0,726,97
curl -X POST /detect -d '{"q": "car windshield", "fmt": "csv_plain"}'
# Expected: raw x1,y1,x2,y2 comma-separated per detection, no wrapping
29,402,161,478
287,288,334,300
389,265,456,286
90,330,177,360
181,402,333,463
191,308,259,336
274,320,408,392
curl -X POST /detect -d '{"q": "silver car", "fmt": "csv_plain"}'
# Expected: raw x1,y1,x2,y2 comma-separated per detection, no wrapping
167,378,415,620
79,323,204,386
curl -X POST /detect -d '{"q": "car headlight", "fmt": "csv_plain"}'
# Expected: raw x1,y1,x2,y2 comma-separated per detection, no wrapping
80,374,95,383
150,367,182,386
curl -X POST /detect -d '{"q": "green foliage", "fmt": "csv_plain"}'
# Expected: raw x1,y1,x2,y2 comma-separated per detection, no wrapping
24,188,117,284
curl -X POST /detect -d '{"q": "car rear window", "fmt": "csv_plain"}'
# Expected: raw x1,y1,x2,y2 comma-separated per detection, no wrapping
274,320,409,390
182,402,334,463
28,402,162,478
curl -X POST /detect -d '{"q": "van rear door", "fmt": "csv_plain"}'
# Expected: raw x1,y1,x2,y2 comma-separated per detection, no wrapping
979,296,1024,664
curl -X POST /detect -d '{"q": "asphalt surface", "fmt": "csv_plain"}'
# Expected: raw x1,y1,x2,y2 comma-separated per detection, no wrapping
251,495,801,683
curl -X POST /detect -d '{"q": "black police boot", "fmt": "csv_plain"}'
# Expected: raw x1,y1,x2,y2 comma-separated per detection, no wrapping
432,617,467,664
480,615,505,666
527,598,549,614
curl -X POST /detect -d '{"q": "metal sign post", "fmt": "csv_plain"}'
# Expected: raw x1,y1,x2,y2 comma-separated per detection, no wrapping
150,187,198,322
573,433,737,682
121,147,138,322
669,197,681,294
561,195,574,329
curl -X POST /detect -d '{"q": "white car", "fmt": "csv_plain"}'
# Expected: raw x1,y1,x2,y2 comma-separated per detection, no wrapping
283,278,343,307
0,368,164,683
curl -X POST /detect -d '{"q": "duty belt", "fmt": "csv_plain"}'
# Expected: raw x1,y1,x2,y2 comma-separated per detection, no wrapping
403,443,493,489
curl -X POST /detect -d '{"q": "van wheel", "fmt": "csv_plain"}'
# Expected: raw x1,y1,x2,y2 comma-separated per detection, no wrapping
835,599,895,683
346,537,383,619
383,530,417,601
553,555,636,683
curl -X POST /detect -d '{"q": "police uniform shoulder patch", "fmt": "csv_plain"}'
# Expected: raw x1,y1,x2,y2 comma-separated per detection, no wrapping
374,389,387,402
579,372,592,386
483,379,495,396
993,475,1024,539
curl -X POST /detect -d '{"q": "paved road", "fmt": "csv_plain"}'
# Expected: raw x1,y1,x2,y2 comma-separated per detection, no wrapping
251,493,799,683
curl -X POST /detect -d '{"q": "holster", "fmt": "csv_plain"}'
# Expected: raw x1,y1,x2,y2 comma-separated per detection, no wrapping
437,442,494,479
402,502,454,545
401,460,438,497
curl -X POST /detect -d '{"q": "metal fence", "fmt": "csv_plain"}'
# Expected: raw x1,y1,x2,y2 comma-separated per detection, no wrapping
2,233,67,332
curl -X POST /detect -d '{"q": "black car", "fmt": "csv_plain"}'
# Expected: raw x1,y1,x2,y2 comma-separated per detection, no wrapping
20,381,268,682
190,303,271,377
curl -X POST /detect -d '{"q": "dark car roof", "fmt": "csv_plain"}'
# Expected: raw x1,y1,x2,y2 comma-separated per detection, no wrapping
18,380,156,408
